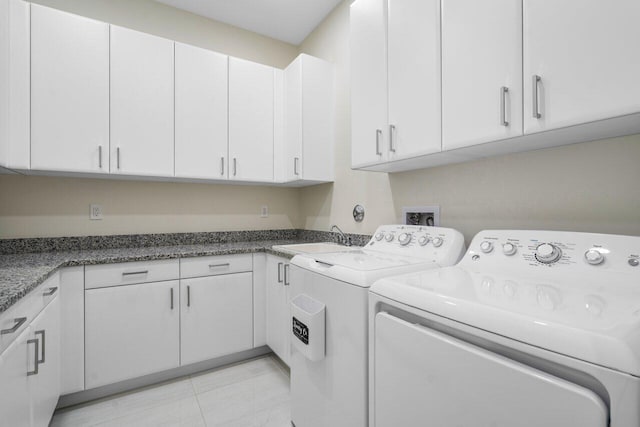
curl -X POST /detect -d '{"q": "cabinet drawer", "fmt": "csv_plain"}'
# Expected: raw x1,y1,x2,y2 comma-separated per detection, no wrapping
85,259,179,289
180,254,252,278
0,272,60,355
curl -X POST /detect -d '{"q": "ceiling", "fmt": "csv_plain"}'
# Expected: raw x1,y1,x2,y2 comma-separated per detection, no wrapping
155,0,343,45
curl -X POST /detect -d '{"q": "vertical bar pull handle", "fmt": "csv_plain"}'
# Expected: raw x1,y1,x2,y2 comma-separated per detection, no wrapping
294,157,300,176
116,147,121,169
375,129,382,155
98,145,103,169
170,288,174,310
532,75,542,119
500,86,509,127
233,158,237,176
187,285,191,307
35,330,45,364
27,339,39,376
277,262,283,283
220,157,225,176
284,264,290,286
389,125,396,152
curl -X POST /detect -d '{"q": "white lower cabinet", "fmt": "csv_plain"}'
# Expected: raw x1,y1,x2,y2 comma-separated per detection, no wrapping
85,280,180,389
0,326,32,427
265,254,291,366
180,272,253,365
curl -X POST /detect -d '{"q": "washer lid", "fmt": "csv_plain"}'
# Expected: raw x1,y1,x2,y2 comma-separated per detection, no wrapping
309,249,434,271
371,266,640,376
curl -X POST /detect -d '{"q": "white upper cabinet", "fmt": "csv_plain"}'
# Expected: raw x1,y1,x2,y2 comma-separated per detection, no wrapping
350,0,389,167
442,0,523,150
283,54,334,183
30,5,109,173
229,57,274,182
110,26,174,177
175,43,228,180
386,0,441,160
523,0,640,134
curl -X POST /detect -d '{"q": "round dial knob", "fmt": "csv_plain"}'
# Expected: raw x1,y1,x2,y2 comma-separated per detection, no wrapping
398,233,412,246
629,258,640,267
502,242,517,256
535,243,562,264
375,232,384,241
480,241,493,253
432,237,443,247
584,249,604,265
418,236,430,246
385,233,394,242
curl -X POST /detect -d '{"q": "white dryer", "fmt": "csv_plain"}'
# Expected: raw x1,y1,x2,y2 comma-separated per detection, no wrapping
288,225,466,427
369,230,640,427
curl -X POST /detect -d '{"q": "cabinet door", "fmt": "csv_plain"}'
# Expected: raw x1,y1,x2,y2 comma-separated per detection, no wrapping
180,273,253,366
0,326,31,427
175,43,229,180
29,296,60,427
387,0,441,160
283,57,303,182
228,57,274,182
442,0,522,150
110,26,174,177
30,5,109,173
265,256,290,366
523,0,640,134
85,281,180,389
350,0,388,167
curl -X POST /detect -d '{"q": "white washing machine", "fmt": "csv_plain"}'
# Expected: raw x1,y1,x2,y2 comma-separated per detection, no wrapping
288,224,466,427
369,230,640,427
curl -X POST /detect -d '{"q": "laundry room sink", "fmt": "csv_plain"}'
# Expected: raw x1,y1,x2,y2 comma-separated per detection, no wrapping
272,242,359,255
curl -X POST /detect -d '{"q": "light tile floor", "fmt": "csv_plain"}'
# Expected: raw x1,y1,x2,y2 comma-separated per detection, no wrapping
51,356,291,427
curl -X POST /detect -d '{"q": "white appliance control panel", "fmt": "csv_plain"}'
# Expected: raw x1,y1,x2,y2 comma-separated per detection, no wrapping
462,230,640,272
366,225,466,264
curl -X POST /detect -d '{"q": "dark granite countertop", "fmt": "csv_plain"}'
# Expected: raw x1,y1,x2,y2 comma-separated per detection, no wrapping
0,239,313,315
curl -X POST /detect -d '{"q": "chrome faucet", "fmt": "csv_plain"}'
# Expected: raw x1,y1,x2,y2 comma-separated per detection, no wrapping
330,224,352,246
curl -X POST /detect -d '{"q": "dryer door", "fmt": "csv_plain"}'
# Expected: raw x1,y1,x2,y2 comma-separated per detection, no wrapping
373,312,608,427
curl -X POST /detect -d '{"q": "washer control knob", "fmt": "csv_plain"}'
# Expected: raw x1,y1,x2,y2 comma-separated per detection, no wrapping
502,242,517,256
432,237,443,247
375,232,384,241
385,233,395,242
584,249,605,265
535,243,562,264
398,233,412,246
629,258,640,267
418,236,430,246
480,241,494,253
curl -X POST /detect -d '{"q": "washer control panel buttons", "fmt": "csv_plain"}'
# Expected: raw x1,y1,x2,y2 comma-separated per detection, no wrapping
480,241,494,253
385,234,395,242
418,236,430,246
375,232,384,241
398,233,412,246
432,237,444,247
629,258,639,267
584,249,605,265
502,242,517,256
535,243,563,264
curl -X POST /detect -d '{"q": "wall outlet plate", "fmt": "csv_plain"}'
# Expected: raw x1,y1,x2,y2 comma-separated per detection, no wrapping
402,205,440,227
260,205,268,218
90,204,103,220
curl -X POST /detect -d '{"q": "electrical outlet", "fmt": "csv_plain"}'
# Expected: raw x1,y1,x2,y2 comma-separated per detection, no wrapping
90,204,103,220
261,206,268,218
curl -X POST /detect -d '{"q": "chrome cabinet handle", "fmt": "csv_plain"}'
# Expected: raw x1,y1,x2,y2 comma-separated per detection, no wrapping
389,124,396,152
277,262,283,283
284,264,290,286
35,330,45,364
98,145,103,169
27,338,39,376
1,317,27,335
42,287,58,296
532,75,542,119
170,288,174,310
233,158,237,176
220,157,225,176
187,285,191,307
375,129,382,155
116,147,121,169
500,86,509,127
122,270,148,276
294,157,300,176
209,263,230,268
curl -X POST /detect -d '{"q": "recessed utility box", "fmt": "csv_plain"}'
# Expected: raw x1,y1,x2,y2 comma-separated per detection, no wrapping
402,206,440,227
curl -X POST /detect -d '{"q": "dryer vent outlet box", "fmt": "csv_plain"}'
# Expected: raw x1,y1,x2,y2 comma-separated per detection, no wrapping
402,206,440,227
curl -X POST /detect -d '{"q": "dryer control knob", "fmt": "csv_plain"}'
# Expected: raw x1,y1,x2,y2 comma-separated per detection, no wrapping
398,233,412,246
502,242,517,256
385,233,394,242
480,241,494,253
432,237,443,247
584,249,605,265
535,243,562,264
418,236,430,246
375,232,384,241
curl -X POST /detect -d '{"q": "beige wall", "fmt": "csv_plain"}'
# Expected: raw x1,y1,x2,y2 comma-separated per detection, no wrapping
298,0,640,242
0,0,301,239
